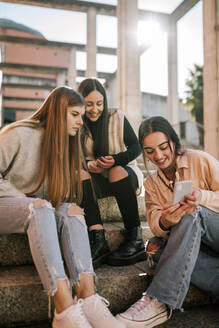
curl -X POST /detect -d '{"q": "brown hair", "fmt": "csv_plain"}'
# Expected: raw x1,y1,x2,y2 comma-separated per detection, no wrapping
27,86,85,208
78,78,109,158
138,116,184,172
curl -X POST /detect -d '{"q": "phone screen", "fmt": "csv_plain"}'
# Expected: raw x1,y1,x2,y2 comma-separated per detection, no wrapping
172,180,192,205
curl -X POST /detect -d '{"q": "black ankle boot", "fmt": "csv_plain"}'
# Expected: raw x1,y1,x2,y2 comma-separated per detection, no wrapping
107,226,146,266
89,229,111,269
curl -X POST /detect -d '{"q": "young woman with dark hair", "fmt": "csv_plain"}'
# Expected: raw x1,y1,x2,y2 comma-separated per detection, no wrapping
0,86,125,328
116,116,219,328
78,78,145,268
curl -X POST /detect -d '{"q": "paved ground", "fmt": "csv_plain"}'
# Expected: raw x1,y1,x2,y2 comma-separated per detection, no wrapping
158,304,219,328
3,304,218,328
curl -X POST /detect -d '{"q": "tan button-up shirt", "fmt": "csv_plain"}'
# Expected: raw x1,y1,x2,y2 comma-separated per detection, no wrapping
144,149,219,237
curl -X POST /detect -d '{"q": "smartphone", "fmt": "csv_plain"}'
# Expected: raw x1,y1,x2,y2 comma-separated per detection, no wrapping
97,156,105,161
172,180,192,205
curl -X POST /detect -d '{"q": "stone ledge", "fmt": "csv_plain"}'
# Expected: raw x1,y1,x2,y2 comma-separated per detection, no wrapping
0,266,48,326
98,195,145,222
5,304,219,328
0,262,214,327
134,261,215,308
0,195,146,266
0,263,148,326
0,222,152,266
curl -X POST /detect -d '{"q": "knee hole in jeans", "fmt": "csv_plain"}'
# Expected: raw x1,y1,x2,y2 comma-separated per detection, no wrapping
67,204,84,216
33,199,51,208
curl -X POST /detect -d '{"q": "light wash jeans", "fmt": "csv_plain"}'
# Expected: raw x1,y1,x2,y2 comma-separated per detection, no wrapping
145,206,219,309
0,197,93,296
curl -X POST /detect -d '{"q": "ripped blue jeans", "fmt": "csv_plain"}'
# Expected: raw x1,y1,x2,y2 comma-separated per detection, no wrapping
0,197,93,296
145,206,219,309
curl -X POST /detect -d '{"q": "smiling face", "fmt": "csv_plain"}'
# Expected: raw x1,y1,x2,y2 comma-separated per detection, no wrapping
84,90,104,122
67,105,85,136
143,131,176,170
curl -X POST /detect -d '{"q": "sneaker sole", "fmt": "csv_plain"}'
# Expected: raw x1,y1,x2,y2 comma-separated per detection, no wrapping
116,310,168,328
107,249,147,266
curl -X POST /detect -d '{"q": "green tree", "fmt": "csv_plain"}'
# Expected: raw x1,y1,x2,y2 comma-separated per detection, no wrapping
183,64,203,146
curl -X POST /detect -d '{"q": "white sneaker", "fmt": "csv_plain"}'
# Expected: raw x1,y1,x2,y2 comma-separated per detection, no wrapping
116,296,169,328
82,293,127,328
52,299,92,328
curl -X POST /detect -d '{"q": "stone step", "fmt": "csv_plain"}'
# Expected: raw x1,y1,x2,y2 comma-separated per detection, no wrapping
0,262,149,326
17,304,219,328
0,261,214,327
0,225,216,327
137,154,157,180
0,194,146,266
0,221,152,266
0,222,215,327
159,304,219,328
98,195,146,222
0,266,48,327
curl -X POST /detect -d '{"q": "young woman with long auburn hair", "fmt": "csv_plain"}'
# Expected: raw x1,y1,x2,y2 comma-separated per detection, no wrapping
0,86,125,328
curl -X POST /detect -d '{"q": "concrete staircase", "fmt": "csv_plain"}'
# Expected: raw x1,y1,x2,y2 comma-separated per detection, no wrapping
0,195,217,327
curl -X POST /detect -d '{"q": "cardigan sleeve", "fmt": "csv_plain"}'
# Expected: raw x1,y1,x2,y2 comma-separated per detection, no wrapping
198,151,219,212
0,128,26,197
112,117,141,166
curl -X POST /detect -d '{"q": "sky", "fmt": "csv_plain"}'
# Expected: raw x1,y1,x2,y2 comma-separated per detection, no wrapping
0,0,203,98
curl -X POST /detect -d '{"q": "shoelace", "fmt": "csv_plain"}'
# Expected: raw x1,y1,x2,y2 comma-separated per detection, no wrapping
73,299,90,326
125,296,151,316
126,296,173,322
94,294,113,318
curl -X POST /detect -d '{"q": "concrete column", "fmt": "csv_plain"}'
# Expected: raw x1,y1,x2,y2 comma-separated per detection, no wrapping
86,7,97,77
117,0,141,132
56,71,66,87
68,47,77,90
167,20,180,135
203,0,219,159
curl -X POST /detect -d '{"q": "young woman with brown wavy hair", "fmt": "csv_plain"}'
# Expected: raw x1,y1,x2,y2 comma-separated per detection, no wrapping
0,86,125,328
117,116,219,328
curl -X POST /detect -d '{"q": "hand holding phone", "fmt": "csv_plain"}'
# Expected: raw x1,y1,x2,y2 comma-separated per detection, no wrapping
172,180,192,205
96,156,115,169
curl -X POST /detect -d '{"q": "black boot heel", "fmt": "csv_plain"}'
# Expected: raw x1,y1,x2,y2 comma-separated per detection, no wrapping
107,226,146,266
89,229,111,269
